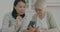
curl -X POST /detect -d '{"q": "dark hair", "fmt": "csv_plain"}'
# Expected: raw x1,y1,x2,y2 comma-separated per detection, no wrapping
12,0,26,19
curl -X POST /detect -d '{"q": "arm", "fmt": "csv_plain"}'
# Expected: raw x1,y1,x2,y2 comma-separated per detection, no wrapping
15,16,28,32
2,14,11,32
47,12,59,32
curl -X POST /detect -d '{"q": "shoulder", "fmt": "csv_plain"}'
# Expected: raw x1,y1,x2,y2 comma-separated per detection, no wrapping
3,12,13,24
46,11,54,19
46,11,56,23
47,11,53,16
31,14,37,21
3,12,13,19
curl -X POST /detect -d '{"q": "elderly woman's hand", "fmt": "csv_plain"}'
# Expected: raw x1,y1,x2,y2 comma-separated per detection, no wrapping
21,26,35,32
34,26,40,32
28,26,35,32
21,26,40,32
28,26,40,32
21,29,29,32
42,29,48,32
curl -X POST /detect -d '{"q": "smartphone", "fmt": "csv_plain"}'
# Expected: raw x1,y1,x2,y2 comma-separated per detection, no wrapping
28,21,36,28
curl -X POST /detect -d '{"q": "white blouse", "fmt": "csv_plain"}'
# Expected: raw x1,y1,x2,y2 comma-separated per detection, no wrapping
36,15,48,32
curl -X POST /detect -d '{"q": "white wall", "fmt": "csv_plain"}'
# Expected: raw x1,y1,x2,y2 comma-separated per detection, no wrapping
49,0,60,2
0,0,14,29
0,0,60,29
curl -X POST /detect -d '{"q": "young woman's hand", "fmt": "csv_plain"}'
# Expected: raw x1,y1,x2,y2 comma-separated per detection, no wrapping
16,16,22,28
13,16,22,32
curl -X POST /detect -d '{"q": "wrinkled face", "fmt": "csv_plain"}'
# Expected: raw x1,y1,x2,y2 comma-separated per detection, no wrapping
15,1,26,15
35,6,45,16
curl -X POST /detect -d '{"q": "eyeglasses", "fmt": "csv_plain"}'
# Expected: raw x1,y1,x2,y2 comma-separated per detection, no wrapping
35,8,43,12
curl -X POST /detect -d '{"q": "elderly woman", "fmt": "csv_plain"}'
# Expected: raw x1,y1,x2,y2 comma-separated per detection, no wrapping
17,0,59,32
18,0,59,32
28,0,59,32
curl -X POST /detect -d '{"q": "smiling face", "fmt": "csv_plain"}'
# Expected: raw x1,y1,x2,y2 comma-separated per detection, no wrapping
35,6,46,16
15,1,26,15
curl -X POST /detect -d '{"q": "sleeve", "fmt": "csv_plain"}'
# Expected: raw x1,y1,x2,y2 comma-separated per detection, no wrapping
2,14,12,32
47,11,59,32
16,15,28,32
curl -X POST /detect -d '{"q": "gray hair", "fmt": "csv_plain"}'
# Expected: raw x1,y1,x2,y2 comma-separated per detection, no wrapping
34,0,47,8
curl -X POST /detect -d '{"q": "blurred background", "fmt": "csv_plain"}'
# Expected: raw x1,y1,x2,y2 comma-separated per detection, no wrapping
0,0,60,31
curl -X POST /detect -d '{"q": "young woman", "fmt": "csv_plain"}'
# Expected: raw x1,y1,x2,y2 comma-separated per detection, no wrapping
2,0,30,32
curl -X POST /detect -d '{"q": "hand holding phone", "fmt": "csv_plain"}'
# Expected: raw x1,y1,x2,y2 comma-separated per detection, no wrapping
28,21,36,28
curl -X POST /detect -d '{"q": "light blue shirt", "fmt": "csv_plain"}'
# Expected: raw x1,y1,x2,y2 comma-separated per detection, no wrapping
2,12,30,32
